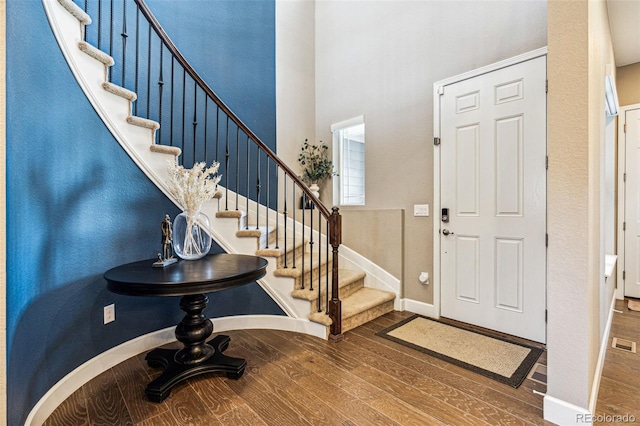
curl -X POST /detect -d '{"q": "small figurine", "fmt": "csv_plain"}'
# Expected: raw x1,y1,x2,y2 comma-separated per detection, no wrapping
153,214,178,267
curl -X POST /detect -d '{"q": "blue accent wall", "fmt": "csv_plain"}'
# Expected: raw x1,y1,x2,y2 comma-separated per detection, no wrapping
6,1,278,424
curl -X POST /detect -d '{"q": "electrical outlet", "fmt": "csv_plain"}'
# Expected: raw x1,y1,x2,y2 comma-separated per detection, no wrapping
414,204,430,217
104,304,115,324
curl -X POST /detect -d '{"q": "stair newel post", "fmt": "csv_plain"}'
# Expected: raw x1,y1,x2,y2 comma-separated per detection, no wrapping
301,190,306,290
329,207,343,342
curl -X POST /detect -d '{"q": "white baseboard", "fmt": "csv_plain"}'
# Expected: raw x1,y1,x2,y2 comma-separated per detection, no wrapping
25,315,324,426
543,395,592,426
401,298,436,318
588,294,617,412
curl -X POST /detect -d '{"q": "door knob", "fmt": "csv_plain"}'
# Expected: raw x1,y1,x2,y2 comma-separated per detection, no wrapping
442,229,454,236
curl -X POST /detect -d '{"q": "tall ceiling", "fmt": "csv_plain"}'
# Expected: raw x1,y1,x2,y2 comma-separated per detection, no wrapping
607,0,640,67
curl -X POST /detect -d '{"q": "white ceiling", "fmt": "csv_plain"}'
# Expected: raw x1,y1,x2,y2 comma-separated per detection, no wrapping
607,0,640,67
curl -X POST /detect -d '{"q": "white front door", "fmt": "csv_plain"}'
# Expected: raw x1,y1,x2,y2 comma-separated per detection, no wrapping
623,108,640,298
439,55,547,343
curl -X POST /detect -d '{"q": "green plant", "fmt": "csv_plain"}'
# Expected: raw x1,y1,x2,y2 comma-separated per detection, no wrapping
298,139,335,184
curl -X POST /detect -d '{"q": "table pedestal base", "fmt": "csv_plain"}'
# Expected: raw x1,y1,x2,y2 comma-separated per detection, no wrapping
144,334,246,402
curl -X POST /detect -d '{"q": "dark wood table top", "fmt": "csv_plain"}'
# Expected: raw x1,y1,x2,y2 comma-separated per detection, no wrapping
104,253,268,297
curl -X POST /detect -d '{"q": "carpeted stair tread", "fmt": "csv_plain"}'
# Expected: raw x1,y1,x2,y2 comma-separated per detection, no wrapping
102,82,137,102
58,0,92,25
150,144,181,156
78,41,114,66
308,286,395,329
216,210,245,219
341,287,396,319
126,115,160,130
291,269,365,301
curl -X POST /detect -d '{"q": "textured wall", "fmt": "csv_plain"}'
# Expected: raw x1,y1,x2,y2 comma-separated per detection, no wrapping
546,0,615,412
311,0,547,304
6,1,279,424
617,62,640,107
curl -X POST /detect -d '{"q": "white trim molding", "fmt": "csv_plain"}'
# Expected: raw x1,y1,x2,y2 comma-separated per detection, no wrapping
400,299,436,318
616,103,640,300
543,395,592,426
25,315,322,426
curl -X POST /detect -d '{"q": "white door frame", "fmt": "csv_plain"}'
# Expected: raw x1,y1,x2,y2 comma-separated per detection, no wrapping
616,103,640,300
432,46,548,319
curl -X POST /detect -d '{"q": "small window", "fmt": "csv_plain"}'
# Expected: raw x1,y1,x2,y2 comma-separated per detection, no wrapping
332,116,365,206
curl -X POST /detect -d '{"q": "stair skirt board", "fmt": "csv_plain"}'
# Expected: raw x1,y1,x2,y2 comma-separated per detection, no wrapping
44,0,400,337
24,315,326,426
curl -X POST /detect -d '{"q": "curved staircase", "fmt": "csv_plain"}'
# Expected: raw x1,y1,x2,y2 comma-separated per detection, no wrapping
44,0,398,340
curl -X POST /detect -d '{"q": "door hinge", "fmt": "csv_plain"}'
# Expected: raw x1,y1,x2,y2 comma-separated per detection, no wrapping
545,79,548,93
546,156,549,170
623,270,626,280
545,309,548,323
624,123,627,133
624,221,626,231
434,137,441,146
545,233,548,247
624,173,627,182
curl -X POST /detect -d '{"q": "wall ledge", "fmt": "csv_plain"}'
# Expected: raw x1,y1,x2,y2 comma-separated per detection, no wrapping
25,315,322,426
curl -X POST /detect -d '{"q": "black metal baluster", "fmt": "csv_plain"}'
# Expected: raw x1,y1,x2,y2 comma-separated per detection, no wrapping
246,136,250,228
169,57,174,149
275,165,280,249
265,160,270,249
317,208,322,311
133,6,139,117
203,98,208,163
108,0,113,82
146,25,151,118
292,185,296,269
181,69,186,162
256,148,261,230
235,127,239,210
120,0,127,87
225,117,230,210
283,175,288,268
192,82,198,166
325,221,330,313
215,107,220,164
97,0,102,50
157,43,163,144
309,204,314,291
301,193,306,290
83,0,88,41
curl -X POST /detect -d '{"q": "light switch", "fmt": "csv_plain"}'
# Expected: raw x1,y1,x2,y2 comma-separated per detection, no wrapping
414,204,429,217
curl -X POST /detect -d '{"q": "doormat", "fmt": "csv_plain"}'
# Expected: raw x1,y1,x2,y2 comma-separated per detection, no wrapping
376,315,544,388
628,299,640,312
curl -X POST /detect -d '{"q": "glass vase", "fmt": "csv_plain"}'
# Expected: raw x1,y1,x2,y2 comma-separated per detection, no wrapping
172,211,212,260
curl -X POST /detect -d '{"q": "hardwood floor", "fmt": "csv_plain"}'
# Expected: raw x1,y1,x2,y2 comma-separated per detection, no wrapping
594,298,640,422
44,311,554,426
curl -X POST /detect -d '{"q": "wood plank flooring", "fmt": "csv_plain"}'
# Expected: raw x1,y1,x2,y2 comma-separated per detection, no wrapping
43,311,556,425
594,298,640,422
